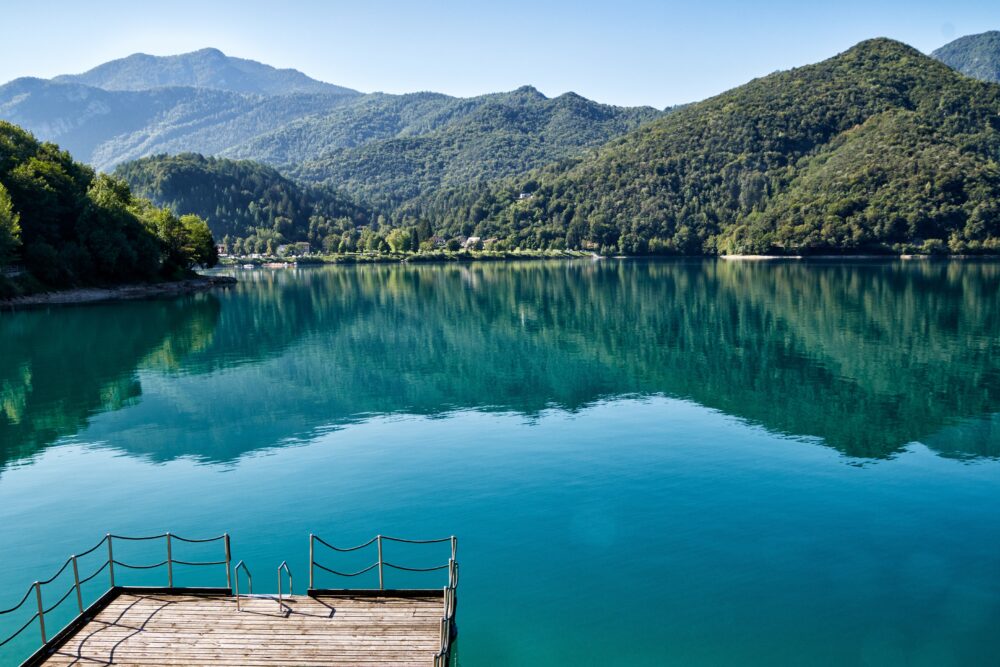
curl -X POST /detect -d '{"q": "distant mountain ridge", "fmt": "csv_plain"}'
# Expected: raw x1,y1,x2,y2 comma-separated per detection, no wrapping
0,52,662,205
932,31,1000,82
53,48,358,96
272,85,662,207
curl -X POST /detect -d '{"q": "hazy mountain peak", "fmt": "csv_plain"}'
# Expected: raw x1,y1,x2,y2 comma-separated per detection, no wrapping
932,30,1000,83
53,48,360,97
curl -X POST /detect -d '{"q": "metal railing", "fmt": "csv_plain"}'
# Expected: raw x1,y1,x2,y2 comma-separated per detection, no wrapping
3,533,459,666
309,534,459,666
433,558,460,667
308,534,457,590
233,560,252,611
0,532,230,657
277,561,293,612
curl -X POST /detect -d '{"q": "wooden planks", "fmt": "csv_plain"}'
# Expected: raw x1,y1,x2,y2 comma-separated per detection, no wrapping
39,593,444,666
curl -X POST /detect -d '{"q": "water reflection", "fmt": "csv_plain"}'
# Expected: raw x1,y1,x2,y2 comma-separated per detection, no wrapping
0,295,220,470
1,259,998,468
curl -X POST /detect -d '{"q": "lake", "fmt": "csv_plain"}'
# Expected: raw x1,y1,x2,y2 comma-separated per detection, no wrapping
1,259,999,665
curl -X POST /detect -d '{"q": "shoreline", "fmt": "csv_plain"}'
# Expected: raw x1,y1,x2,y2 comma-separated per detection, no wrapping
222,251,1000,268
221,250,598,267
0,275,237,310
721,253,1000,261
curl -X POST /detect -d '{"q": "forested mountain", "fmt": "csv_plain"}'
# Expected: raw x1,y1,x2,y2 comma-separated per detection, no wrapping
286,86,662,208
0,78,358,171
933,31,1000,82
0,121,216,293
0,51,661,198
115,153,371,254
54,48,358,96
434,39,1000,255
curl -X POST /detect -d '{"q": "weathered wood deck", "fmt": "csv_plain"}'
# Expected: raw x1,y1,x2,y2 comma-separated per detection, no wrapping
38,591,444,666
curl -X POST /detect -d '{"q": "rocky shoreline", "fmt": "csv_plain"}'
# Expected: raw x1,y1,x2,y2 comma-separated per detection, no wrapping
0,275,237,310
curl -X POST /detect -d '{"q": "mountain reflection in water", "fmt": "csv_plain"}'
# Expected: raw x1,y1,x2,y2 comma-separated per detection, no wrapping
2,259,998,470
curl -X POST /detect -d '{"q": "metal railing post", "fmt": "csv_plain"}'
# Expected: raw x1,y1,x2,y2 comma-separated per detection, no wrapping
451,536,457,561
377,535,384,590
34,582,46,644
224,534,232,590
234,561,252,612
277,562,293,612
71,556,83,614
107,534,115,588
166,533,173,588
309,534,314,590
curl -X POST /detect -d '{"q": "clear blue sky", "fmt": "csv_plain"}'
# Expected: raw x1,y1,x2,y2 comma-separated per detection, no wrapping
1,0,997,107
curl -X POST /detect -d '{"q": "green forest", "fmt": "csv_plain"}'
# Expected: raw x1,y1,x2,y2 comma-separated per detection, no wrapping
111,39,1000,258
286,86,662,209
423,40,1000,255
0,121,217,296
115,153,371,255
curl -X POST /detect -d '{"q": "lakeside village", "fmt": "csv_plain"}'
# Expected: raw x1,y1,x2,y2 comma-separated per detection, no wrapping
218,225,596,266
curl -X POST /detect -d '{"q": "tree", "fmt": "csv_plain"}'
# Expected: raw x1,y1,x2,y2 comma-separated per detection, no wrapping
180,214,219,268
386,227,411,253
0,182,21,266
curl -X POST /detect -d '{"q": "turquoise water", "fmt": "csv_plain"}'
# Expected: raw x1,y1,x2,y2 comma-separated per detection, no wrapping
1,259,998,665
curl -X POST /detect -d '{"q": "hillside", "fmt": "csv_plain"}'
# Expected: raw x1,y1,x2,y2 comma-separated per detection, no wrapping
114,153,372,253
441,39,1000,255
0,122,216,292
933,31,1000,82
0,51,662,200
286,86,662,208
0,78,358,171
54,48,358,96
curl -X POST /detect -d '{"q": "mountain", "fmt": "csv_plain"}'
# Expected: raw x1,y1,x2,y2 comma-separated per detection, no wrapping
0,121,216,292
1,53,661,205
54,48,358,97
444,39,1000,255
932,31,1000,83
0,77,358,171
114,153,371,252
282,86,662,207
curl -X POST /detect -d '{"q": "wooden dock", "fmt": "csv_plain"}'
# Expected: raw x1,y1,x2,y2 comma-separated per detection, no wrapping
2,533,458,667
38,591,445,666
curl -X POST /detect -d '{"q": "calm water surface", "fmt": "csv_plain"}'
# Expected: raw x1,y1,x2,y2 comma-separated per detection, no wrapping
1,259,998,665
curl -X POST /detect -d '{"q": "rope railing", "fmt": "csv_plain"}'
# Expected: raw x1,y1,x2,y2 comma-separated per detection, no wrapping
309,534,458,591
434,559,460,667
3,532,459,664
313,561,380,578
312,535,378,552
310,534,460,665
0,532,231,659
0,614,39,650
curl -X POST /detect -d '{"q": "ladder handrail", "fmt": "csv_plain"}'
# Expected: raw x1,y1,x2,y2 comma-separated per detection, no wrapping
233,560,252,612
277,561,293,612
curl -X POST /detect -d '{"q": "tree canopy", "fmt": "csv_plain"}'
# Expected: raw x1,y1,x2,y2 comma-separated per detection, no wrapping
422,39,1000,255
0,121,217,290
114,153,371,255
